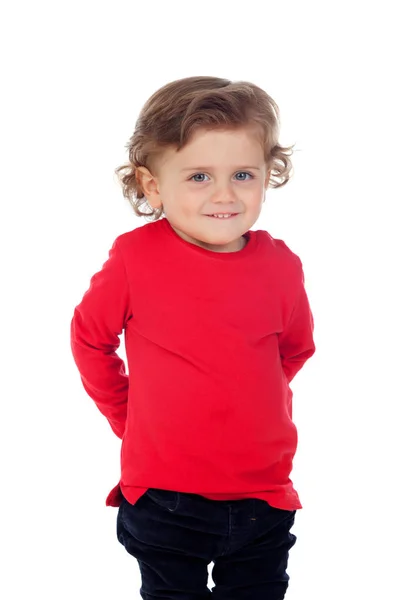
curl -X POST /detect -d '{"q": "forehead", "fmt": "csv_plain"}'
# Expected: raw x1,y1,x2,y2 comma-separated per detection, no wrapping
159,126,264,169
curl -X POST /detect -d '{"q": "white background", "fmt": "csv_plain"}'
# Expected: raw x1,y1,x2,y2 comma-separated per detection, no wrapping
1,1,399,598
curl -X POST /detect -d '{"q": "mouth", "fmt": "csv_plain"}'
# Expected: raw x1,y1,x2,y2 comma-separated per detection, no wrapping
206,213,239,219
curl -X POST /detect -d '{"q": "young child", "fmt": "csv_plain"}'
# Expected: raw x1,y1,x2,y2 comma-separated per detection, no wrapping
70,75,316,600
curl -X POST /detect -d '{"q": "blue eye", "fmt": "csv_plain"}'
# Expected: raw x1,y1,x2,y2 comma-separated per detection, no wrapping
189,172,254,182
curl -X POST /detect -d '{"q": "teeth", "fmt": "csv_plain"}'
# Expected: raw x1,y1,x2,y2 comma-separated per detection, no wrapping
212,214,232,218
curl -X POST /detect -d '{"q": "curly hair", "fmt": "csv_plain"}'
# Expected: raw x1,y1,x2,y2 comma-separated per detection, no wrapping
114,76,296,221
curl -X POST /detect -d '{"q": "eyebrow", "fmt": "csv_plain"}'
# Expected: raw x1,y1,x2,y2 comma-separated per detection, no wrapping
181,166,261,172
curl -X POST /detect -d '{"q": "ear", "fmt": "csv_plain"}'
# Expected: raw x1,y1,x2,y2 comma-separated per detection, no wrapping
136,166,162,208
264,169,272,188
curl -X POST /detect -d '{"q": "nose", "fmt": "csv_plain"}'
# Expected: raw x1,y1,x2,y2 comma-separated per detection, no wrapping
211,182,237,204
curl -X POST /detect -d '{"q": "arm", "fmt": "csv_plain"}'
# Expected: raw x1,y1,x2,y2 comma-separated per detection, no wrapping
70,238,132,439
278,268,316,384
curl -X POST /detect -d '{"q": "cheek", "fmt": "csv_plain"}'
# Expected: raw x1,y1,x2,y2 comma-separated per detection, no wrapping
177,189,202,208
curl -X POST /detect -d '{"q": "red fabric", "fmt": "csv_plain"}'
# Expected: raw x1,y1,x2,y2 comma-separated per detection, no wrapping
71,218,315,510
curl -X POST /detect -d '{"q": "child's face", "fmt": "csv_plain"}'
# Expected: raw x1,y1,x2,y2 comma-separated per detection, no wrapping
137,126,271,253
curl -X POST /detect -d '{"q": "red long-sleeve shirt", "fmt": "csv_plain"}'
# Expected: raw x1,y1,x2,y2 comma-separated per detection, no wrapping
70,217,315,510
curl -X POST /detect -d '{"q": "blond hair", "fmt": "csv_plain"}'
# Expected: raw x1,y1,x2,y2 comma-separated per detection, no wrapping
115,76,295,221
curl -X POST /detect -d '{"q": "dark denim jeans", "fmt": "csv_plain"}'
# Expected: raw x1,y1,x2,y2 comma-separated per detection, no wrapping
116,488,297,599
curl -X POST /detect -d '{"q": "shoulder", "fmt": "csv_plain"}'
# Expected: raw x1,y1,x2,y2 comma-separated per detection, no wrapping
256,230,305,300
113,220,161,251
256,229,302,271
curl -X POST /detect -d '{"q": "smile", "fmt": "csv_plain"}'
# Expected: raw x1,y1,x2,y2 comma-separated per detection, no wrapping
206,213,238,219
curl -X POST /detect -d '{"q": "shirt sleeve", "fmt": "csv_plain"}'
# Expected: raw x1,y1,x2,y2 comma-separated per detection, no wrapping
278,267,316,384
70,238,132,439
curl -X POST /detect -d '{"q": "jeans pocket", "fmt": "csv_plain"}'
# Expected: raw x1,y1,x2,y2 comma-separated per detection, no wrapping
145,488,181,513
